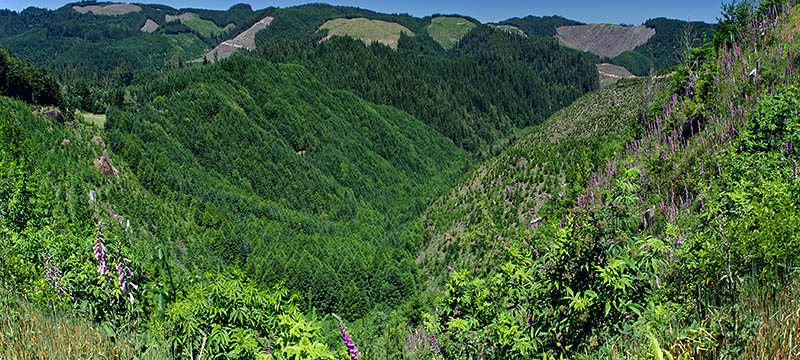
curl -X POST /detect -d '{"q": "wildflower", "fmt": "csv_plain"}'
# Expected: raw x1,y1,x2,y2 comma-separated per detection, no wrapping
44,254,67,297
431,333,440,358
794,162,797,180
93,222,110,280
115,252,138,305
334,315,361,360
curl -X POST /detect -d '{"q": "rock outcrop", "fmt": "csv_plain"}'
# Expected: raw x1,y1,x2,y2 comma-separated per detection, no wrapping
94,152,119,177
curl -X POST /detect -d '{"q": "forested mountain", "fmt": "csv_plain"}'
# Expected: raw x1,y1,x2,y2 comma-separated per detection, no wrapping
497,15,583,37
104,55,469,318
3,0,800,359
0,2,269,83
259,25,598,153
611,17,717,75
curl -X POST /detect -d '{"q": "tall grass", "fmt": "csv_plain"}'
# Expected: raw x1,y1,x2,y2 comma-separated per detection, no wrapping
0,295,168,360
601,272,800,359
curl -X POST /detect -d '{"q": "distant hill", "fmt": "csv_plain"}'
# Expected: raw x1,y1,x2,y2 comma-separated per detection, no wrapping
596,62,636,87
612,17,716,75
0,2,265,73
425,16,477,49
196,15,273,62
550,18,715,75
498,15,583,37
319,17,413,49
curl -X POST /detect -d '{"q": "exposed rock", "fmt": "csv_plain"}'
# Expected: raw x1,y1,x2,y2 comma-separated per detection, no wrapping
528,217,543,229
92,136,106,148
61,139,71,146
94,151,119,177
43,109,63,123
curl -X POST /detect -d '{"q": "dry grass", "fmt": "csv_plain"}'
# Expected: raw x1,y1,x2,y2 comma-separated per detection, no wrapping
0,297,167,360
72,4,142,16
82,112,106,129
740,279,800,359
319,18,414,50
604,275,800,360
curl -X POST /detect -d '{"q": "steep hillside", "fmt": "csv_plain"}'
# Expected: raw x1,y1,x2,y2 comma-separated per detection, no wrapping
420,77,664,284
414,2,800,358
319,17,413,49
0,3,261,74
197,15,273,62
0,46,64,107
611,17,716,75
0,91,341,359
556,23,655,58
165,12,234,36
105,55,469,318
425,16,477,49
259,25,598,153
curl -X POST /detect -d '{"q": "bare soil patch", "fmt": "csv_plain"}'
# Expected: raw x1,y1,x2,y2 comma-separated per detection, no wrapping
597,63,636,87
196,16,274,63
556,24,654,58
140,18,159,33
73,4,142,15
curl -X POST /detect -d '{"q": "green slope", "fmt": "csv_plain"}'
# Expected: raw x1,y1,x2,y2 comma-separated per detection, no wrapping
105,55,469,317
416,3,800,358
319,17,413,49
425,16,476,49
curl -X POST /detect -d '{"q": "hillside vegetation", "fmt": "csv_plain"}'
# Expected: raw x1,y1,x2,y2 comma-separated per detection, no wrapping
612,18,717,75
498,15,583,37
425,16,477,49
260,25,598,153
4,1,800,359
319,17,414,49
414,1,800,358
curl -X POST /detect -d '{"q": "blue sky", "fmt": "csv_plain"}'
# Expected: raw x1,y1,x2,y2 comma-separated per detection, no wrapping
3,0,723,24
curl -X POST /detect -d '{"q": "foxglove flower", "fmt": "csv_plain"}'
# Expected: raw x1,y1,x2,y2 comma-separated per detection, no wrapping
93,222,110,281
430,333,440,358
44,255,66,297
335,315,361,360
116,254,138,305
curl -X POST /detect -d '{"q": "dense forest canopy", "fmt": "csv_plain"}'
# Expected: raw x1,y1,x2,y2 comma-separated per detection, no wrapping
258,25,598,153
497,15,583,37
104,54,469,318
